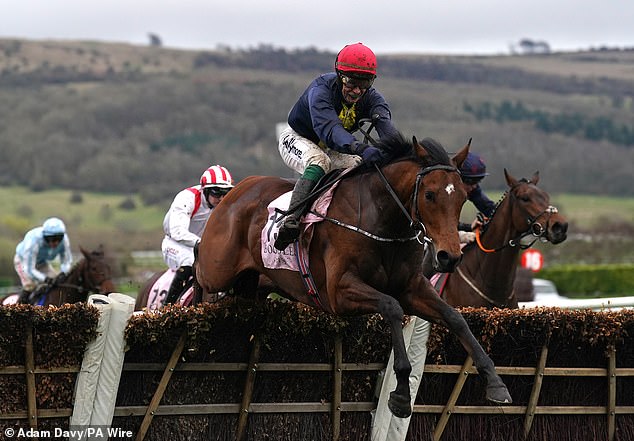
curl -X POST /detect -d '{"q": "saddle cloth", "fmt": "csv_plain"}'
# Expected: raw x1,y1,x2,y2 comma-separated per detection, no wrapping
146,268,194,310
261,183,338,271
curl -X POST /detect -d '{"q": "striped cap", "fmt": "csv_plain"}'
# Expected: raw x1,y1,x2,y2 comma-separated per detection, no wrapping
200,165,234,188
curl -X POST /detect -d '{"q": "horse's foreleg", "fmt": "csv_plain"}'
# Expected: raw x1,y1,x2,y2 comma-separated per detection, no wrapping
406,293,512,405
439,305,512,404
377,295,413,418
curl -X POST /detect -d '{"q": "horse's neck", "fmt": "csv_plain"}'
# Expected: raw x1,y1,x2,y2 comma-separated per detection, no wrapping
345,167,417,232
466,198,521,300
66,261,84,284
371,163,419,222
57,260,85,303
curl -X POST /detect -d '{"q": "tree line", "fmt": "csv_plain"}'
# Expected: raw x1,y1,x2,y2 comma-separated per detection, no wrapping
464,100,634,147
1,41,634,200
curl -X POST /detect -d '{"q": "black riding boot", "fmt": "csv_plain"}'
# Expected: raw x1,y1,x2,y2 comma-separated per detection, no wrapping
274,177,316,251
165,266,193,305
17,289,32,305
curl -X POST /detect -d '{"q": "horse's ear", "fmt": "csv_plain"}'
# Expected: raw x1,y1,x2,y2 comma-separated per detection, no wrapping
504,168,518,187
80,246,90,259
412,136,430,159
531,171,540,185
452,139,471,169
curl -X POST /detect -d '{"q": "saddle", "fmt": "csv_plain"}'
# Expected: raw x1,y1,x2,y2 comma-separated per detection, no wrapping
278,168,349,219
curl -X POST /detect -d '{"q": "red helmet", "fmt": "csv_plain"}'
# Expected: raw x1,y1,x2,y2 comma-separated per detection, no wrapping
200,165,234,189
335,43,377,78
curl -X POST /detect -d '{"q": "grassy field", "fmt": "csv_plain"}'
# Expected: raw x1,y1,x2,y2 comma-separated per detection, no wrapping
459,191,634,230
0,186,166,281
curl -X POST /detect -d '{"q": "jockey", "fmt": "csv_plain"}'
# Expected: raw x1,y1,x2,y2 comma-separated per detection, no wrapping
459,152,496,233
161,164,234,304
274,42,399,251
14,217,73,304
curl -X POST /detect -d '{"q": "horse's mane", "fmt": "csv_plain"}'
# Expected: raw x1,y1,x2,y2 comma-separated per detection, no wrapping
372,132,452,168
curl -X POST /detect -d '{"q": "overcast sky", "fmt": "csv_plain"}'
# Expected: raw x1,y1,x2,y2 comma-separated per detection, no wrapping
3,0,632,55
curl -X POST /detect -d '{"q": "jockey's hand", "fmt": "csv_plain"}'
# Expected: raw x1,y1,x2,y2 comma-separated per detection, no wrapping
459,231,476,244
471,218,484,231
56,272,66,283
351,141,383,164
44,276,55,286
362,147,384,164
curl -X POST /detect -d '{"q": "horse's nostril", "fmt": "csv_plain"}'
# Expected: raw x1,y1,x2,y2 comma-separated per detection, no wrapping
552,222,568,235
436,250,460,272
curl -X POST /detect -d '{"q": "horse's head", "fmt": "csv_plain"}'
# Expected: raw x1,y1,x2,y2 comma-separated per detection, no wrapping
504,170,568,244
411,136,469,272
80,245,115,294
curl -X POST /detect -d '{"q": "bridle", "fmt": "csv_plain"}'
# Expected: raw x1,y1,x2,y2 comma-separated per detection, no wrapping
310,117,461,244
55,258,112,303
375,162,459,244
311,162,460,245
475,179,559,253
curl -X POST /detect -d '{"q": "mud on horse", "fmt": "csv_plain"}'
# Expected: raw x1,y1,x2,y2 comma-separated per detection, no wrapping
195,133,512,418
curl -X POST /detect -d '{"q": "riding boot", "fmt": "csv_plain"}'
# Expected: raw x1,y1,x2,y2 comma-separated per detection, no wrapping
165,266,193,305
17,289,32,305
274,177,317,251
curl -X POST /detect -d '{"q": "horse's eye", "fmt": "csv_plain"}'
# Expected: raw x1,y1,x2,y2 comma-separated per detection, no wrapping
520,196,530,202
425,191,435,202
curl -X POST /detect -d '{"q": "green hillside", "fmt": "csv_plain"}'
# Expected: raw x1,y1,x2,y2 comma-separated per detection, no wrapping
1,39,633,202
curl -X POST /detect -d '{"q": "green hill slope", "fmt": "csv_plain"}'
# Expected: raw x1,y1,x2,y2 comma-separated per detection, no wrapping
1,39,633,201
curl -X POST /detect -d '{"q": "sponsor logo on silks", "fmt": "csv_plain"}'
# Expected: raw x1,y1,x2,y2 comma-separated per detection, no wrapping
283,137,302,159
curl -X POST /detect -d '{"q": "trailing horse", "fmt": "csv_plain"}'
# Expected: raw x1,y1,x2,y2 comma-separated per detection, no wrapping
135,268,222,311
195,134,512,418
3,246,115,306
440,170,568,308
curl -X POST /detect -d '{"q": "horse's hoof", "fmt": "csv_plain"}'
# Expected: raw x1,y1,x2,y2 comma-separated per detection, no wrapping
388,391,412,418
486,385,512,404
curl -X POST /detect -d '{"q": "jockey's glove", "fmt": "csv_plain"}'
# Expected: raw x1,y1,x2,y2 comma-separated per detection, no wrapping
351,141,384,164
350,140,372,155
361,146,384,164
44,276,55,285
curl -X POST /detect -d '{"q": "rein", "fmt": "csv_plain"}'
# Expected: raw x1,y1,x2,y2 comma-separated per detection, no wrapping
455,266,511,308
310,162,458,244
311,213,421,242
374,162,460,244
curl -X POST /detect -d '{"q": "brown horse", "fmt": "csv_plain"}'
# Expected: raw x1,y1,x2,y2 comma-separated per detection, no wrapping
135,269,217,311
134,270,164,311
441,170,568,308
196,134,512,418
26,246,115,306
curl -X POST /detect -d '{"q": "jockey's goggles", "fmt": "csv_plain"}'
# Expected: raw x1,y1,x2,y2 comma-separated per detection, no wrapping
462,177,483,186
207,187,230,197
339,74,374,90
44,234,64,244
